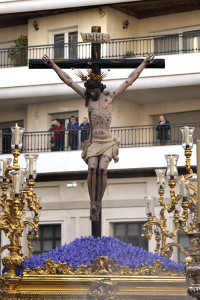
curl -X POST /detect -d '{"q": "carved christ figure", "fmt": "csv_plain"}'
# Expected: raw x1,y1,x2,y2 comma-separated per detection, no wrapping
42,54,154,221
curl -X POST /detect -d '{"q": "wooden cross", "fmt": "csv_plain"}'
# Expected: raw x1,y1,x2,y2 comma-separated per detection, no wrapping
29,27,165,239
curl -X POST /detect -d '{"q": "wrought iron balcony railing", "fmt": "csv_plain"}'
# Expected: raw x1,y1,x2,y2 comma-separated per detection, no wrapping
1,31,200,68
0,122,200,154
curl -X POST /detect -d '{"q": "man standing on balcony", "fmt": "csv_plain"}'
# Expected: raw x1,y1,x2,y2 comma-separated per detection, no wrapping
42,54,154,221
67,115,79,150
49,119,65,151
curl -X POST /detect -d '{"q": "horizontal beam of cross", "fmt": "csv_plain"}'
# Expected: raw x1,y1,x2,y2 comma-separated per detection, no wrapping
29,58,165,69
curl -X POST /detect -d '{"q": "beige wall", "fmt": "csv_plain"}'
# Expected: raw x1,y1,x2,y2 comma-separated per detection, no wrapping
0,25,27,45
0,107,27,129
105,7,138,39
1,92,200,132
137,10,200,36
139,97,200,125
27,8,200,47
26,98,87,131
26,96,141,131
1,9,200,47
4,94,200,132
28,8,108,46
112,97,140,126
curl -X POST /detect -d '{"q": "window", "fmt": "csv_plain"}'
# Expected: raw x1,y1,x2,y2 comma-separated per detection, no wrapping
50,110,78,128
51,28,78,59
178,225,189,263
32,224,61,255
68,31,78,59
114,222,148,251
54,33,65,59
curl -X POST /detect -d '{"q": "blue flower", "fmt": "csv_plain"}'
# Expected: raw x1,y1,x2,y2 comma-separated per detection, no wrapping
3,236,185,276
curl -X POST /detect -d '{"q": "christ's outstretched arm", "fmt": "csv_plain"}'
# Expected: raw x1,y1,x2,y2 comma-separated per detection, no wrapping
42,55,86,99
109,53,154,101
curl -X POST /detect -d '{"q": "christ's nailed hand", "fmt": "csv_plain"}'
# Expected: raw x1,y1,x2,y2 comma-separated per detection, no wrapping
42,54,52,66
145,53,154,65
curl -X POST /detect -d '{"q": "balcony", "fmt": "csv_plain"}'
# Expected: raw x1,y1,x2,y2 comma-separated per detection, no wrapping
0,123,199,154
1,31,200,68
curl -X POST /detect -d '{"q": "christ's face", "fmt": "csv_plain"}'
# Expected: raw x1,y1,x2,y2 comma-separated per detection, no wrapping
87,88,101,101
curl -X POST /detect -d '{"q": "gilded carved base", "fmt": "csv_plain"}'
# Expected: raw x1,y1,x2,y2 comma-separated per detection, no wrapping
0,257,190,300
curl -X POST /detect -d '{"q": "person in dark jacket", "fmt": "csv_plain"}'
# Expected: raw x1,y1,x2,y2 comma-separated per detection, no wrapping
67,116,79,150
79,117,90,147
156,114,170,145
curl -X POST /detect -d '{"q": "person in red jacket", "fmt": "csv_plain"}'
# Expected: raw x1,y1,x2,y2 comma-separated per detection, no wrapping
49,119,65,151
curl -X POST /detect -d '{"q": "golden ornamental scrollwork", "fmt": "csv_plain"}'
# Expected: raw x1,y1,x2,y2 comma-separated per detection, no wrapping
23,256,184,277
89,278,119,300
143,134,198,260
0,126,41,278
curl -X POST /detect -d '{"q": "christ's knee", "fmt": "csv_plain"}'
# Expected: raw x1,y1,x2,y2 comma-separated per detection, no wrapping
98,166,107,177
88,164,97,175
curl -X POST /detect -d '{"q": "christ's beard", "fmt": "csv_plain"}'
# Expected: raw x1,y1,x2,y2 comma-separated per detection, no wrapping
90,94,100,101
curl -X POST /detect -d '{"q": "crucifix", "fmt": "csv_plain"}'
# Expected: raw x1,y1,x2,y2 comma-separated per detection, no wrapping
29,26,165,239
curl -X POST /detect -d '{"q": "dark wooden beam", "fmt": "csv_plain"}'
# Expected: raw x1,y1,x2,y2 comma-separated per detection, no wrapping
29,58,165,69
111,0,200,19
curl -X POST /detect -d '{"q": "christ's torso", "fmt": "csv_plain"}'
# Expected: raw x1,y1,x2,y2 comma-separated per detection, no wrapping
88,93,112,140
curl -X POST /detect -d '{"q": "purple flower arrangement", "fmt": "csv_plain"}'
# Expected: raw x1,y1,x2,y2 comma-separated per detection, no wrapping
3,236,185,276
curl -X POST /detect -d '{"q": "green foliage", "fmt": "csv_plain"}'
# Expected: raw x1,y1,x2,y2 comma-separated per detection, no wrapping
125,51,135,57
8,35,28,67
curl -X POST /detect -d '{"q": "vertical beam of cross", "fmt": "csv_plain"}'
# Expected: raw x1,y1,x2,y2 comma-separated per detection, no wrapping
91,26,102,239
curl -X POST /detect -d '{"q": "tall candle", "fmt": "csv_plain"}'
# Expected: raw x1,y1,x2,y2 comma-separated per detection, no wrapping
29,155,34,176
14,123,20,146
155,215,160,232
170,155,174,176
15,174,20,194
27,217,32,233
175,202,180,212
196,140,200,222
181,175,187,197
185,126,190,146
3,158,7,178
186,213,192,227
148,196,153,214
158,170,163,186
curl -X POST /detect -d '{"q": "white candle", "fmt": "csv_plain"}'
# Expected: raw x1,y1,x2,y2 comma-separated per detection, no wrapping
29,155,34,176
148,196,153,214
158,170,163,186
155,215,160,232
181,175,187,197
170,155,174,176
186,213,192,227
27,217,32,233
185,126,190,146
196,140,200,222
175,202,180,212
15,174,20,194
14,123,20,146
3,158,7,178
